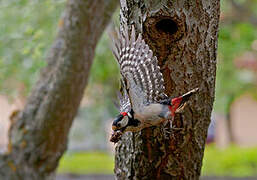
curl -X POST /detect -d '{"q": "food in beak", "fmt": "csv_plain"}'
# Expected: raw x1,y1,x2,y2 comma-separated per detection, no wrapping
110,130,123,143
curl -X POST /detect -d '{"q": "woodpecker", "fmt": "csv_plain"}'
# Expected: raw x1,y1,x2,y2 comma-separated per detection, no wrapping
109,25,198,142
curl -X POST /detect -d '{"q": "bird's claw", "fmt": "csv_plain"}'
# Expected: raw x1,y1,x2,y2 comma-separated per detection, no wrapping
163,128,171,139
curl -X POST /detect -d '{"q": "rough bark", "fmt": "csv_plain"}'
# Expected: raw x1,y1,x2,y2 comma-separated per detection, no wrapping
115,1,220,180
0,0,118,179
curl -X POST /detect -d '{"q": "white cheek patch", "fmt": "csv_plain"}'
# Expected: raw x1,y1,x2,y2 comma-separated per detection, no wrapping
128,112,132,118
119,116,129,127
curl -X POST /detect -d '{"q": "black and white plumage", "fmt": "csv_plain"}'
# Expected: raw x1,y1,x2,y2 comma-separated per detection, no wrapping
118,77,131,113
111,25,168,105
109,24,198,142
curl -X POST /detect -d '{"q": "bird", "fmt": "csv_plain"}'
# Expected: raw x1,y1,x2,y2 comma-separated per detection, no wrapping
109,24,198,142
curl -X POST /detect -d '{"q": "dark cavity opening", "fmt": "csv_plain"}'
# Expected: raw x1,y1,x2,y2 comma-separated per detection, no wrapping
155,19,178,35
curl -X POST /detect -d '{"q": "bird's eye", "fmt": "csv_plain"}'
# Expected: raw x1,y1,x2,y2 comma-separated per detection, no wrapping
117,122,121,127
117,116,129,128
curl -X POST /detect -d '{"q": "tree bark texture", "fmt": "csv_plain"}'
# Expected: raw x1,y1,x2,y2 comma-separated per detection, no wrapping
0,0,118,179
115,1,220,180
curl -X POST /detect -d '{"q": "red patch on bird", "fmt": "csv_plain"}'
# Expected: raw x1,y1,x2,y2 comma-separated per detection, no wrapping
120,112,128,116
169,97,182,117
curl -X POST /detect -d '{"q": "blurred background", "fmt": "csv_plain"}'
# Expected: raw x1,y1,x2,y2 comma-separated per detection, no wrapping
0,0,257,179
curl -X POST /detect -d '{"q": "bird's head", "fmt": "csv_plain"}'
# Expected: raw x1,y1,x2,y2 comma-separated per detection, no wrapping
112,112,131,132
112,109,140,132
111,110,139,143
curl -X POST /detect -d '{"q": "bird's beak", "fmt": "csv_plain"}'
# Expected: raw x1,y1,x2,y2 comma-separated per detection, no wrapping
112,125,118,131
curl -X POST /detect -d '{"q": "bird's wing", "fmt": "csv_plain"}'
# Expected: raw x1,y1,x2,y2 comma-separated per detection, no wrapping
110,24,168,107
118,77,131,113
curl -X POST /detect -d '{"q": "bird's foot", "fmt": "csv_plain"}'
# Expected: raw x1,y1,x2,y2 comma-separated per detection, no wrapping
163,127,172,139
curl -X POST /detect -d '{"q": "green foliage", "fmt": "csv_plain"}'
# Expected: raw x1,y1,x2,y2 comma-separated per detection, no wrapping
57,146,257,176
89,32,119,88
0,0,65,96
88,9,120,95
2,0,256,116
215,22,257,113
202,145,257,176
0,0,120,99
57,152,114,174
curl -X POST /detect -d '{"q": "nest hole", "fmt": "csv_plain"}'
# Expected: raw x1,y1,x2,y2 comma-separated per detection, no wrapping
155,19,178,35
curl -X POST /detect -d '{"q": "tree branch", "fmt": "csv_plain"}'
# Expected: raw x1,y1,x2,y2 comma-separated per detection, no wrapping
0,0,118,179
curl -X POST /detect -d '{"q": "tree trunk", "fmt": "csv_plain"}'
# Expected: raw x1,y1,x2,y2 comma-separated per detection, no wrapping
0,0,117,179
115,1,220,179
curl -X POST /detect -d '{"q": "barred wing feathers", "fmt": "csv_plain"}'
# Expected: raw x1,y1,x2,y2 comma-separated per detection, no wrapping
118,78,131,113
110,25,168,104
